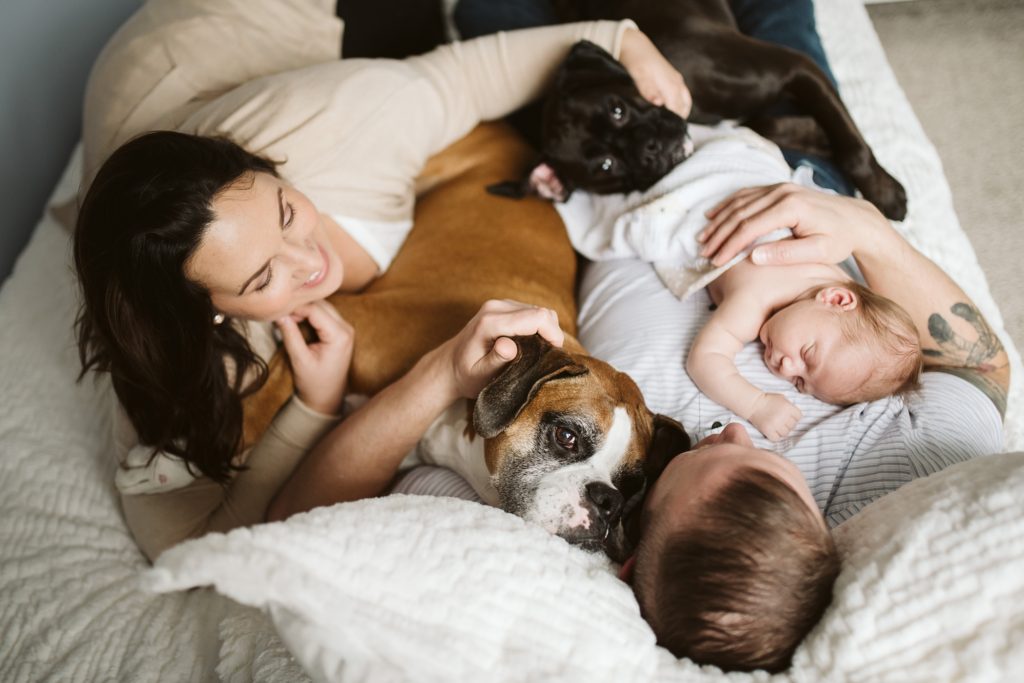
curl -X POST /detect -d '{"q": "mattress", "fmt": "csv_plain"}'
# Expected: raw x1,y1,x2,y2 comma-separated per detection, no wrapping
1,0,1021,680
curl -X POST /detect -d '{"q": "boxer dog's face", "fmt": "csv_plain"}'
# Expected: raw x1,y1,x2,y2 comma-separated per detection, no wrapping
536,40,691,200
473,335,690,562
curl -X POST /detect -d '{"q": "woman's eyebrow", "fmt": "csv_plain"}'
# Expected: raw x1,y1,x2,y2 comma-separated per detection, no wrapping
277,186,284,228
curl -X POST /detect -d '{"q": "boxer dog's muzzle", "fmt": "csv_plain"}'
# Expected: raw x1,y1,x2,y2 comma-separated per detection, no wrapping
489,40,691,203
473,335,690,562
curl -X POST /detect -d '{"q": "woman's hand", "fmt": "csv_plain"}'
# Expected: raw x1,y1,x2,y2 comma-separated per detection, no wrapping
439,299,565,400
276,300,354,415
697,183,888,267
618,28,692,119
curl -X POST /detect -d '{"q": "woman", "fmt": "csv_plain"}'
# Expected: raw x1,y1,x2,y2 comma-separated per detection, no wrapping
74,0,690,561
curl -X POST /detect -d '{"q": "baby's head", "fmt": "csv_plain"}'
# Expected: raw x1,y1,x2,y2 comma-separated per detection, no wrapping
759,281,922,405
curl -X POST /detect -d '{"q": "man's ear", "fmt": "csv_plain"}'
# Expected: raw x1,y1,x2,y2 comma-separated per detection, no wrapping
644,414,690,482
817,285,858,311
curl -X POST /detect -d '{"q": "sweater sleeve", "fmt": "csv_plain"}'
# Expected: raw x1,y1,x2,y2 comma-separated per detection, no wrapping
119,396,338,562
404,20,636,158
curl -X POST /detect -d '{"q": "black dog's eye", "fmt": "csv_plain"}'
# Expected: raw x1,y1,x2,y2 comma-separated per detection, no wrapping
599,157,615,173
553,426,578,451
608,99,628,125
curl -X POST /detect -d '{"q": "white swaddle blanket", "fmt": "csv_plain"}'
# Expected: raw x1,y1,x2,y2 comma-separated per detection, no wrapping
555,122,819,301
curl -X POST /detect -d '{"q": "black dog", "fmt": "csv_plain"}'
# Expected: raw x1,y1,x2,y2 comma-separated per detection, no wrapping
491,0,907,221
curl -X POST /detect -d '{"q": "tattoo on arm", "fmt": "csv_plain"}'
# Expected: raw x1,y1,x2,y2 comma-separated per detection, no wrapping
923,302,1008,416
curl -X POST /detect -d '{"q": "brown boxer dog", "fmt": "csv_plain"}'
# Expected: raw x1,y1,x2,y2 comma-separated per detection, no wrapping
493,0,907,221
243,122,689,561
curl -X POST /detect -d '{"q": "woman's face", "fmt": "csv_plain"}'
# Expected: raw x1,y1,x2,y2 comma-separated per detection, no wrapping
186,172,345,322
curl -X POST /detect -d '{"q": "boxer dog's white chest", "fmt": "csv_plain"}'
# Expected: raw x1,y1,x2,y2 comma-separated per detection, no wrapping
413,399,499,506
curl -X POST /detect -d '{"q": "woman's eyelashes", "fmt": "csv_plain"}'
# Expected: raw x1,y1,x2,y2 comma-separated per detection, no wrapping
256,267,273,292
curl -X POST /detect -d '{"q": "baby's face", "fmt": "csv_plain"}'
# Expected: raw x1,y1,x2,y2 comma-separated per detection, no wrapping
759,299,873,404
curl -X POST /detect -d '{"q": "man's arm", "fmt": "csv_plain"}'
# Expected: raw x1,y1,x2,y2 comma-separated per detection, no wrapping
698,184,1009,416
853,223,1009,415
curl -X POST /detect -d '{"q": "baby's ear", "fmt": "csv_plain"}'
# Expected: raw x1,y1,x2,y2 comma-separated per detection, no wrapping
817,285,858,311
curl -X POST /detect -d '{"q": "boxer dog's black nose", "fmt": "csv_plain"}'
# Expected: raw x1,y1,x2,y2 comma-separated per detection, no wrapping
586,482,624,524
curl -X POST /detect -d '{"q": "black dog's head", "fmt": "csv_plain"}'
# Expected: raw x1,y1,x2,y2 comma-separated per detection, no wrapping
490,41,691,202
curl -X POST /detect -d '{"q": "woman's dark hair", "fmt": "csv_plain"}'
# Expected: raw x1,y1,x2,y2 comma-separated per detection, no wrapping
74,131,279,483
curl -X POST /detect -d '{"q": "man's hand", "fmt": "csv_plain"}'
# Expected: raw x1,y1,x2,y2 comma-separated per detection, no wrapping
697,183,884,267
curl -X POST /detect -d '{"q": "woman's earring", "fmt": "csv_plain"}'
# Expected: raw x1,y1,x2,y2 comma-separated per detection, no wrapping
213,313,225,325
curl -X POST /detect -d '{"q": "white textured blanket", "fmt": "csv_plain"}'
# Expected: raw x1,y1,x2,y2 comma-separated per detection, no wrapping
149,451,1024,683
1,0,1022,681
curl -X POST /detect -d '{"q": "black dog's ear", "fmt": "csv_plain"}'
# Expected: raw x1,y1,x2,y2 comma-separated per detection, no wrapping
557,40,634,91
486,179,529,199
644,414,691,482
473,334,588,438
486,161,573,202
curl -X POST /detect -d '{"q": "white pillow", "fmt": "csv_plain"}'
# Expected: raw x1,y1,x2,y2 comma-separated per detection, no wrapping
146,451,1024,683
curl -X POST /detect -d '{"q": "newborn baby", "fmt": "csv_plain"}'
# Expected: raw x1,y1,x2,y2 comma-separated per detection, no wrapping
687,257,922,440
555,121,922,440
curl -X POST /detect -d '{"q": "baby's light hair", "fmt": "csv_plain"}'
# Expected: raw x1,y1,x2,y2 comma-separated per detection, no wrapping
810,280,923,404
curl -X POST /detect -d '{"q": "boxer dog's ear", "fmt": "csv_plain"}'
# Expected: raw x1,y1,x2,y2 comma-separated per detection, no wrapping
473,334,588,438
486,161,574,202
643,414,691,482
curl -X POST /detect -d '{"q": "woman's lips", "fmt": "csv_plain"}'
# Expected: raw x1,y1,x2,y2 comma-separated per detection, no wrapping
302,245,329,288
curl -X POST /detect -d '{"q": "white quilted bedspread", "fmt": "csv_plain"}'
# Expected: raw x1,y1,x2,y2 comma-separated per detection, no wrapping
1,0,1022,681
148,452,1024,683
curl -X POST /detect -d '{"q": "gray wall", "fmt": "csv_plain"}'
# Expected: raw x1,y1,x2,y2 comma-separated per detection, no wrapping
0,0,142,282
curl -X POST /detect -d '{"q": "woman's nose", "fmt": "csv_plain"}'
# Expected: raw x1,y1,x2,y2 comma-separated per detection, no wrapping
282,239,321,278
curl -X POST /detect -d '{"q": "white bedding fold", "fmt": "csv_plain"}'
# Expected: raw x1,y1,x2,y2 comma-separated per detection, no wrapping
1,0,1021,681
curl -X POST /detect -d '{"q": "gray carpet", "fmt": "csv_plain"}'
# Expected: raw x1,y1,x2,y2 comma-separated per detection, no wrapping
867,0,1024,358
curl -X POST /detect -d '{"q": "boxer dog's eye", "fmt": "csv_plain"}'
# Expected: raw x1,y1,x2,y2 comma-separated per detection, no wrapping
553,426,578,451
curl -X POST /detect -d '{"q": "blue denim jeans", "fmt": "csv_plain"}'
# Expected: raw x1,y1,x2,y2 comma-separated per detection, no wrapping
453,0,853,196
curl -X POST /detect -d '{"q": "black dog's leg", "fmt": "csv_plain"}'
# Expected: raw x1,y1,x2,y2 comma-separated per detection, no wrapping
663,35,908,221
747,115,831,159
776,55,907,220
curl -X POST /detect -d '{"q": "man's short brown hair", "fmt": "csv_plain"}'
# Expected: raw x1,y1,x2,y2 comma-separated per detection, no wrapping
633,467,840,672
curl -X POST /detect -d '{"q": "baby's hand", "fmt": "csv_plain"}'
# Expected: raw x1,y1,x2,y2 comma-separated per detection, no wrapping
748,392,802,442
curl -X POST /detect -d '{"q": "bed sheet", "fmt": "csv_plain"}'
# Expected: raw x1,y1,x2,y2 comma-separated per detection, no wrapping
0,0,1021,680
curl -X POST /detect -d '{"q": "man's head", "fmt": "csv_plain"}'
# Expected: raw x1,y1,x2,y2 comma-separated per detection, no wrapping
629,423,839,673
759,281,922,405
